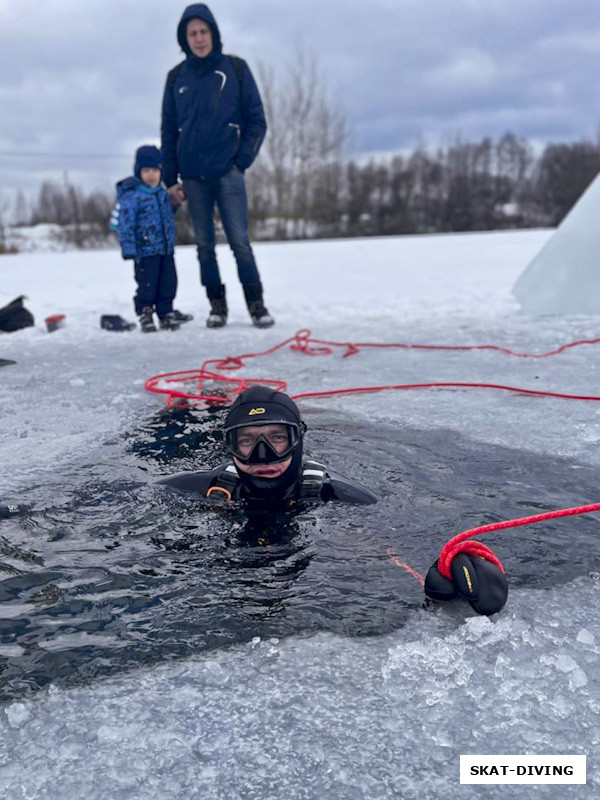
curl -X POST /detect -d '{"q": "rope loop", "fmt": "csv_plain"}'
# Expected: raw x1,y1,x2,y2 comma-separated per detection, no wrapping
213,357,245,371
436,501,600,581
438,540,505,579
290,329,334,356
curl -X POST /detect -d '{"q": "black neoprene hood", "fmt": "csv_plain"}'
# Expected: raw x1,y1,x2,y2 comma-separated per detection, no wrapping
224,386,303,432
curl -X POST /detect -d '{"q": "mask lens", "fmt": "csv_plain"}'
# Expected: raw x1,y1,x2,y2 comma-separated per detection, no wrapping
227,424,299,464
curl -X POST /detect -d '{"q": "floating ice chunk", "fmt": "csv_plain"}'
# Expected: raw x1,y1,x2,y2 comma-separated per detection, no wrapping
576,628,595,645
5,703,31,728
493,652,512,680
555,654,578,673
570,668,588,689
462,615,493,641
96,724,127,743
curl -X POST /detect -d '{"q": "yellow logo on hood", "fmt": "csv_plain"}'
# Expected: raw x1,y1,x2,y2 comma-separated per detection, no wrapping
248,407,266,415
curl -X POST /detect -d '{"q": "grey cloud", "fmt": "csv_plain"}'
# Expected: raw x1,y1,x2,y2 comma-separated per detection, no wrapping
0,0,599,191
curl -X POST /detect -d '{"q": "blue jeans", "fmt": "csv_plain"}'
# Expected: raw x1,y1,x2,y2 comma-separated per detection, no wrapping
183,169,261,288
134,254,177,318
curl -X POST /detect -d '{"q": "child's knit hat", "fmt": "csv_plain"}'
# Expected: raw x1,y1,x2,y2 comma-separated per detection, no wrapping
134,145,162,179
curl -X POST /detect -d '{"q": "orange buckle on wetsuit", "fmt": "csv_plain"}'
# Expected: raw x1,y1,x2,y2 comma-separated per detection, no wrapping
206,485,232,500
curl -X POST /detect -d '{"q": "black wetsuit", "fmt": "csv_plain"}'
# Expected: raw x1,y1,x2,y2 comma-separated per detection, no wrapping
158,459,378,507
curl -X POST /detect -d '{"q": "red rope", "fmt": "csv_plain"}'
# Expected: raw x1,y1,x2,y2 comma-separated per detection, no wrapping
437,501,600,580
145,328,600,406
143,331,600,590
387,548,425,586
386,501,600,587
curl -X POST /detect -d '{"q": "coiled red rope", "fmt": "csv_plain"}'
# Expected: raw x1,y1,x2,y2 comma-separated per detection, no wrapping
437,501,600,579
145,328,600,406
388,501,600,587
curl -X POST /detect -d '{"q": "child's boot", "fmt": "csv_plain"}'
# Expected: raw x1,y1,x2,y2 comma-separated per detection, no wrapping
159,312,181,331
172,309,194,323
139,306,157,333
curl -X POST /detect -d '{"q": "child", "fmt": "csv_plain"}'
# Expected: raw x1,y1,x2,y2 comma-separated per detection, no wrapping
111,145,192,332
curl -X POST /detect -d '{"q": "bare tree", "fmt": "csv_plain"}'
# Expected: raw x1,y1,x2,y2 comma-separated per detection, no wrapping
13,190,30,226
252,50,349,238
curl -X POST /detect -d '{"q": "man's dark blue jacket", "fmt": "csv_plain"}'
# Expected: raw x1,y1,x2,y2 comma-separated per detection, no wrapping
161,4,267,187
112,178,176,261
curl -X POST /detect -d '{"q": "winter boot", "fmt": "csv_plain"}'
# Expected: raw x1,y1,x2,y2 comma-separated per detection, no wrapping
243,283,275,328
171,309,194,323
158,312,181,331
138,306,157,333
206,284,228,328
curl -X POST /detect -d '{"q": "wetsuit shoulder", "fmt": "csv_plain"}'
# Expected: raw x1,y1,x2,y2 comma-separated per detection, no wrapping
157,464,227,496
321,469,379,505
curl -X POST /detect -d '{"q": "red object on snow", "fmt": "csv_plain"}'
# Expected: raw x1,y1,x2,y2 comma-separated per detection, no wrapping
45,314,66,333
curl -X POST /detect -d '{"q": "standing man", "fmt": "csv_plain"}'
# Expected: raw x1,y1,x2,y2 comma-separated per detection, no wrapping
161,4,274,329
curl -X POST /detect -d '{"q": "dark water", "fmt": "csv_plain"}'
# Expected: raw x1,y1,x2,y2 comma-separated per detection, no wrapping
1,405,599,702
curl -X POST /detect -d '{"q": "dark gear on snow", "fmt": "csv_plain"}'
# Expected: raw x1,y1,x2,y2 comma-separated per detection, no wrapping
424,554,508,616
0,296,34,333
100,314,136,332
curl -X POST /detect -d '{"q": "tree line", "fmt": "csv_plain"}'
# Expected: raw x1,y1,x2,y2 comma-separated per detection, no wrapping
12,133,599,248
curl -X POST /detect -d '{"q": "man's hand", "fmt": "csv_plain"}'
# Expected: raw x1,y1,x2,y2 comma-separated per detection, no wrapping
424,554,508,616
167,183,186,205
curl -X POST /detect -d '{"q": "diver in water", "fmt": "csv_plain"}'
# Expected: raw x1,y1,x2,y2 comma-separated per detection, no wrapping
159,385,508,615
159,385,378,506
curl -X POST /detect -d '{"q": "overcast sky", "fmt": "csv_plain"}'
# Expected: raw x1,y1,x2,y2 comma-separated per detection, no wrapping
1,0,600,196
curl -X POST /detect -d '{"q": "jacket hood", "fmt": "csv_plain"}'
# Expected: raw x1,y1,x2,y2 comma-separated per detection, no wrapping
116,176,138,191
177,4,222,56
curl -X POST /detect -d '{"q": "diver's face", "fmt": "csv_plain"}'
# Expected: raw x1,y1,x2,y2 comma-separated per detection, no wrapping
232,423,292,477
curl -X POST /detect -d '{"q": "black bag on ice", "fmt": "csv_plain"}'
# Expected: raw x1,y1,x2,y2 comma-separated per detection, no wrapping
0,296,34,332
100,314,136,331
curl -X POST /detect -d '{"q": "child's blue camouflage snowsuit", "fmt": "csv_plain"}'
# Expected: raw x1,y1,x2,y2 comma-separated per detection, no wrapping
111,177,176,260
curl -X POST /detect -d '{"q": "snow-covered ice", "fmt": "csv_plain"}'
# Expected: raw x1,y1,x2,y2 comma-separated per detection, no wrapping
1,229,599,798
